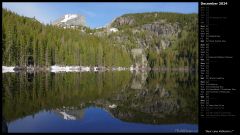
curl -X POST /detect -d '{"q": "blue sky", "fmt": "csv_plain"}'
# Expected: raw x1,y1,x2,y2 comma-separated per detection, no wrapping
3,2,198,28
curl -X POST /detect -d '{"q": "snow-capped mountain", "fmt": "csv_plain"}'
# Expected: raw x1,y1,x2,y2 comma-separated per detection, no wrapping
52,14,86,28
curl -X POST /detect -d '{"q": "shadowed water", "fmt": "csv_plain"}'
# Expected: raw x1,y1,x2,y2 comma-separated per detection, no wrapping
2,71,198,133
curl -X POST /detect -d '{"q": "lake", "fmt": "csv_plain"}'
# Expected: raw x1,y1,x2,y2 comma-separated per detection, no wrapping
2,71,198,133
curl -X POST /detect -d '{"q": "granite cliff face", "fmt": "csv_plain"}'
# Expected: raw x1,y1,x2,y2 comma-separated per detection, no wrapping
109,14,184,49
141,21,181,37
112,16,135,26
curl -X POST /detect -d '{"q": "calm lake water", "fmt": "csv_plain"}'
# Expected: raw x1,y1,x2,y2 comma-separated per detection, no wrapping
2,71,198,133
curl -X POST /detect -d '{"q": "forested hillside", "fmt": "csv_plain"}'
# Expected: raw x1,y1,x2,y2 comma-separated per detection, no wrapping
2,9,132,67
2,9,198,70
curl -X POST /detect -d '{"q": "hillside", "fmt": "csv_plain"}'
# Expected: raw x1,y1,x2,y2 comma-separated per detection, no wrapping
2,9,198,70
108,12,198,69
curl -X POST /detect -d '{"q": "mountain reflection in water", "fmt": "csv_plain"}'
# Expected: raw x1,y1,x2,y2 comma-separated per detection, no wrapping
2,71,198,133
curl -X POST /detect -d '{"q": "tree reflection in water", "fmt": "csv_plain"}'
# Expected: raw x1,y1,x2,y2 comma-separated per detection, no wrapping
3,71,198,125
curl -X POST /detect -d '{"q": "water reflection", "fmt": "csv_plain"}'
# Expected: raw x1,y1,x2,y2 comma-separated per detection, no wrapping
2,71,198,132
54,107,85,120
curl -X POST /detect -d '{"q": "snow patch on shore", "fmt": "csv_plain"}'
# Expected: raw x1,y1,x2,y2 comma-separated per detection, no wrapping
2,66,15,73
130,65,134,71
81,66,90,72
50,65,90,73
2,65,132,73
109,104,117,109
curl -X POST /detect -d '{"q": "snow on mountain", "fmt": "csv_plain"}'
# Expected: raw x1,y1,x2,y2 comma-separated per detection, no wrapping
61,14,78,23
52,14,86,28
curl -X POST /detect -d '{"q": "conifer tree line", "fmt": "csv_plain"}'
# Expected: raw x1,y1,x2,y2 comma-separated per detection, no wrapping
2,9,132,67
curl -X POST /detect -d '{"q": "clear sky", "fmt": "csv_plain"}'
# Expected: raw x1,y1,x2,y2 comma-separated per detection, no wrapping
3,2,198,28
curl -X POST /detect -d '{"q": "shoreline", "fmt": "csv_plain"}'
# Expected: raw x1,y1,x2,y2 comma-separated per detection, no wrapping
2,65,195,73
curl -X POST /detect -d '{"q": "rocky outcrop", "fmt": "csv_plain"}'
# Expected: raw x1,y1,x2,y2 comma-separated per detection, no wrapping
141,22,181,37
161,39,171,50
131,48,148,68
112,16,135,27
107,14,186,69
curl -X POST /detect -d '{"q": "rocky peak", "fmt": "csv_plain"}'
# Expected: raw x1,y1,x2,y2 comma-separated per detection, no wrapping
52,14,86,28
